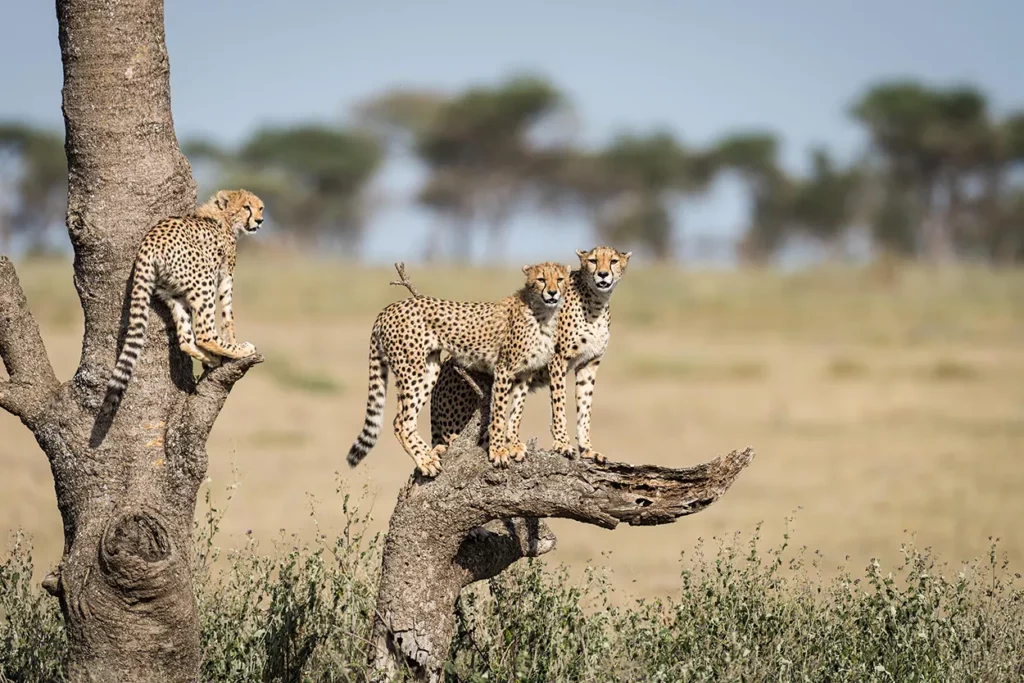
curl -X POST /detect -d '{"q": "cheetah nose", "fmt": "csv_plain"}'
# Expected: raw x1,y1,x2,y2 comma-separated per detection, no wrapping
597,271,610,278
546,289,558,298
255,218,264,225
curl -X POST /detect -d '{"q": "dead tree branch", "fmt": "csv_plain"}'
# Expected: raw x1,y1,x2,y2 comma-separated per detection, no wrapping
0,256,58,425
180,353,264,444
369,398,755,681
389,261,421,298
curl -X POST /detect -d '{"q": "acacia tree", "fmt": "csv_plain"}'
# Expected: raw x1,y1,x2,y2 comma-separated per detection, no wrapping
0,123,68,253
184,125,384,253
0,1,259,680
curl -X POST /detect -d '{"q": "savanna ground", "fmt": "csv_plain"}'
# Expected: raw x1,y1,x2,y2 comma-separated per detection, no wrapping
3,252,1024,601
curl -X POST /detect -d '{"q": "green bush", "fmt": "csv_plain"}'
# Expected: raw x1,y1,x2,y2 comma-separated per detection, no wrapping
3,495,1023,683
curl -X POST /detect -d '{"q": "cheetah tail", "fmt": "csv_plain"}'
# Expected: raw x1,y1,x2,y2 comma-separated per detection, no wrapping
98,258,157,417
347,337,389,468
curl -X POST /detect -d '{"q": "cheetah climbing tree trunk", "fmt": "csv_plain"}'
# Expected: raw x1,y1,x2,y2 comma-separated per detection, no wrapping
369,371,755,682
0,1,261,681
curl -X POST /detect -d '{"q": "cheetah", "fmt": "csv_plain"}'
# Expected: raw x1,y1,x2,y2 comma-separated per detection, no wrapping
346,262,571,477
99,189,265,415
431,246,631,463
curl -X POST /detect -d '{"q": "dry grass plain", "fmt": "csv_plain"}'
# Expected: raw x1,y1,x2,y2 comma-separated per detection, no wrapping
2,253,1023,600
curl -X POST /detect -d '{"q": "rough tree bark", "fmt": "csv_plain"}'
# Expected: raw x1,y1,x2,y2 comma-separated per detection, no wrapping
369,364,755,682
0,1,260,680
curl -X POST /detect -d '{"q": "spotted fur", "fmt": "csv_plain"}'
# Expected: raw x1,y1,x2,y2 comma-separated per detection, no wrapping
347,262,571,477
431,246,631,463
99,189,265,416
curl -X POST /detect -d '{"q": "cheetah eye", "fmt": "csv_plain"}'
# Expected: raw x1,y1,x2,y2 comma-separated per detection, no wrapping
588,258,598,264
611,259,619,265
557,277,564,283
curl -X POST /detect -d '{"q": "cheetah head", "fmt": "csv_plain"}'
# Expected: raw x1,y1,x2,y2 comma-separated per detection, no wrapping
209,189,265,234
522,262,571,308
576,246,631,294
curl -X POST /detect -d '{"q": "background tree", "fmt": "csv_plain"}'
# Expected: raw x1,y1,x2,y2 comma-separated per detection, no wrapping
789,147,864,258
712,131,793,262
533,132,714,261
0,123,68,253
0,1,260,680
359,74,569,260
184,124,384,254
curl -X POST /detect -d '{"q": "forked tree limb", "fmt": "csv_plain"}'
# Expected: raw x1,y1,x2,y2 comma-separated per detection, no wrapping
0,256,59,425
389,261,421,298
370,400,755,681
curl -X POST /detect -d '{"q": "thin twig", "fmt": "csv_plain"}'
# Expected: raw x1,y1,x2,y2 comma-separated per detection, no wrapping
389,262,421,298
454,366,485,400
389,261,484,400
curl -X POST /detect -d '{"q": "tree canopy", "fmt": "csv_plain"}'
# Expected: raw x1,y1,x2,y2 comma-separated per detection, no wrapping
5,74,1024,265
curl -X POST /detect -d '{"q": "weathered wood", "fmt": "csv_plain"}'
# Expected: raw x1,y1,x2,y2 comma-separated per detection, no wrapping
369,383,755,681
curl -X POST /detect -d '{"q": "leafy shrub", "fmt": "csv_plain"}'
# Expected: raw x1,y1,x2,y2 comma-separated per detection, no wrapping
3,495,1023,682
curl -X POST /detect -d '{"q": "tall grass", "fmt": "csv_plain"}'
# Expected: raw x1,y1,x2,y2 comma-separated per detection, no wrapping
3,491,1023,682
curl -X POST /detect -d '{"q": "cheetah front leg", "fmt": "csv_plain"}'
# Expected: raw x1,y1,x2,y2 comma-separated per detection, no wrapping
547,353,574,457
575,356,606,463
487,367,515,468
191,280,256,359
218,274,238,346
505,377,531,462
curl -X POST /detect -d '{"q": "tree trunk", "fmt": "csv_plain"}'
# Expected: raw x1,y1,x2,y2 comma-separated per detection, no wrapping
0,1,260,680
369,370,755,682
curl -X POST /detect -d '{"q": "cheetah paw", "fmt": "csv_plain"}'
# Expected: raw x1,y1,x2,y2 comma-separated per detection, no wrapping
181,344,212,364
236,341,257,357
415,456,442,478
428,443,447,467
508,441,527,462
580,448,607,464
489,445,511,468
551,440,574,458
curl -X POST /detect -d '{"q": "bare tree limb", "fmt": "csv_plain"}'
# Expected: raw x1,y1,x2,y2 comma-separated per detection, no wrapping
180,353,264,444
0,256,59,424
389,261,421,297
370,402,756,681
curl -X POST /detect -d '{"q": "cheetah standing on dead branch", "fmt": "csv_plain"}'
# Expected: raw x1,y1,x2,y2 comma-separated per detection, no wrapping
346,262,571,477
99,189,265,416
431,246,631,463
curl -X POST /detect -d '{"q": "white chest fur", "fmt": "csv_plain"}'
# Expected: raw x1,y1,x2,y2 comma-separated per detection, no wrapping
528,314,559,370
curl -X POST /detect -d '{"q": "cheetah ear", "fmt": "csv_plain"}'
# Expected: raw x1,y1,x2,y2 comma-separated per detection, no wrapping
522,264,531,275
575,249,587,260
215,190,231,210
622,251,633,262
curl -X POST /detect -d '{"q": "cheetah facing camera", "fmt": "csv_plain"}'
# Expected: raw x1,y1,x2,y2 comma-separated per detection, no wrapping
431,245,631,463
347,262,572,477
99,189,265,416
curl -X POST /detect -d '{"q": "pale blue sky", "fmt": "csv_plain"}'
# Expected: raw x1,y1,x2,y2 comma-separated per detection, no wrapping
2,1,1021,264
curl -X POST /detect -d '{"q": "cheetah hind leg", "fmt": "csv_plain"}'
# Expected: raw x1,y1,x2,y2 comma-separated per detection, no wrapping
190,288,257,360
164,294,218,367
393,356,444,478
